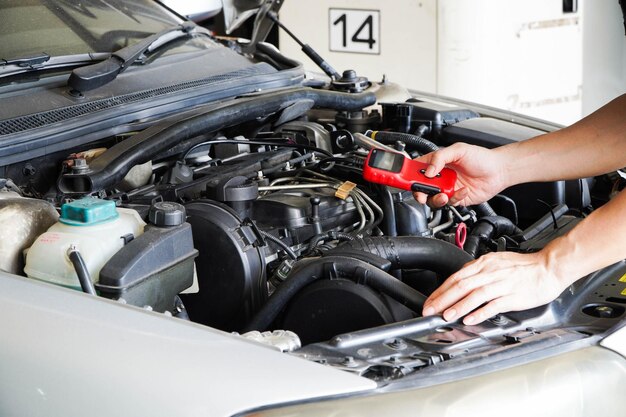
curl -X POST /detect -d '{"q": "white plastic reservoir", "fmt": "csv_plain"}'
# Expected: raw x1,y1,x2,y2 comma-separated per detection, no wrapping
24,198,145,290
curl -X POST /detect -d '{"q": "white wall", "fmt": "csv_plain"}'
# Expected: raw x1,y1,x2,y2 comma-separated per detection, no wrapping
437,0,583,125
278,0,625,124
278,0,438,91
581,0,626,116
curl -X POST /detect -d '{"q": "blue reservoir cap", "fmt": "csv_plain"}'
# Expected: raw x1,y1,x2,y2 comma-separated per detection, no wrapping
60,198,119,226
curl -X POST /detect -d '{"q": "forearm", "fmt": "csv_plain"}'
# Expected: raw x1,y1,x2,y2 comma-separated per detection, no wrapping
496,94,626,187
541,189,626,287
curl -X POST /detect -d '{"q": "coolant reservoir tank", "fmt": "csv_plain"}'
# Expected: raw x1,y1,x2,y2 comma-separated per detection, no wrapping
24,198,145,290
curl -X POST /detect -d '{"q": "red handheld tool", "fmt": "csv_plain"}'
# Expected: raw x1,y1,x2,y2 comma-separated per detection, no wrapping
363,149,457,197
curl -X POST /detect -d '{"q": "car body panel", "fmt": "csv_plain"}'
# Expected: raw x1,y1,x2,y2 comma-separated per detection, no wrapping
0,273,375,417
600,323,626,357
160,0,222,21
249,346,626,417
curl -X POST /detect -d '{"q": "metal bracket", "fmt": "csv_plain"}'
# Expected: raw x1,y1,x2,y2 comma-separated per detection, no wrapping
242,0,284,53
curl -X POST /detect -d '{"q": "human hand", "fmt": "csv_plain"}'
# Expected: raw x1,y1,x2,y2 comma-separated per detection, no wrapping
412,142,509,208
421,250,568,325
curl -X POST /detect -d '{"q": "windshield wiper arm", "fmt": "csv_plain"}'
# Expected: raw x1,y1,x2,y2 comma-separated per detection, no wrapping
68,22,195,93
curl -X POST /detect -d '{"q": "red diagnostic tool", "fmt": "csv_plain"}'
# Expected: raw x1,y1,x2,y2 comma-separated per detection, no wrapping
363,149,457,197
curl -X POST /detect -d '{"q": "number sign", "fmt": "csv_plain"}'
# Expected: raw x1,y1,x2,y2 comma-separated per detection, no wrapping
329,9,380,54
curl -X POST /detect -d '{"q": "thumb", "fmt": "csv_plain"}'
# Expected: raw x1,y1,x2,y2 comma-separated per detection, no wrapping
421,147,458,178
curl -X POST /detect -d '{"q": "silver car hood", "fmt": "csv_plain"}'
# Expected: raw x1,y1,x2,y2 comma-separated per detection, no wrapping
0,272,375,417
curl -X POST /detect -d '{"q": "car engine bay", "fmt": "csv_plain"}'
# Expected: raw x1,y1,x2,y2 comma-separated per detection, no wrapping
1,26,625,387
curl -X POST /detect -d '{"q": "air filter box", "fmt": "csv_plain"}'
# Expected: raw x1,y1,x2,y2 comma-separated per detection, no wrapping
381,101,479,138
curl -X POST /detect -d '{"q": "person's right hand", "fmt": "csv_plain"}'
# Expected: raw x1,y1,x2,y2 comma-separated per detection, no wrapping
412,142,509,208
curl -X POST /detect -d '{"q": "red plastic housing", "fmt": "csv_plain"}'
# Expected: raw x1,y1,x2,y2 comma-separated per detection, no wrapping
363,149,457,197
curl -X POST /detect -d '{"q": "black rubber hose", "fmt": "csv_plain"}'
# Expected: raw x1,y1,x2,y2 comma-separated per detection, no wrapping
260,230,298,260
307,231,356,254
474,202,498,217
464,216,524,258
67,248,97,296
243,256,427,332
58,88,376,193
368,130,439,154
493,194,519,225
375,185,397,237
331,236,473,279
255,42,303,71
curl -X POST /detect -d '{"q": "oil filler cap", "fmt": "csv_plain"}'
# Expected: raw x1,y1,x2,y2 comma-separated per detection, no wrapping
149,201,186,227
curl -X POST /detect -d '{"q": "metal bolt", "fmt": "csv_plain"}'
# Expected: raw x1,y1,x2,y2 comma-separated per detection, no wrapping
342,356,356,367
22,163,36,177
489,314,507,325
387,338,407,350
342,69,357,81
72,158,89,173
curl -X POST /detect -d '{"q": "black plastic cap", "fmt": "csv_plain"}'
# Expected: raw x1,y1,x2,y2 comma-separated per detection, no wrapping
149,202,186,227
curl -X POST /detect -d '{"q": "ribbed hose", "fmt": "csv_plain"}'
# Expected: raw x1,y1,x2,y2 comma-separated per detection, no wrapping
474,202,497,217
58,87,376,193
243,256,427,332
368,130,439,154
331,236,473,279
464,216,524,258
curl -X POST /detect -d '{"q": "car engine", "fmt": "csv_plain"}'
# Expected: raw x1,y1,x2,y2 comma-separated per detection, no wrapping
0,33,612,368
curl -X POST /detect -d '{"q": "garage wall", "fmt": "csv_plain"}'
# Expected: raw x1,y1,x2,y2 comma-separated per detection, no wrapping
278,0,438,91
279,0,625,125
437,0,582,125
581,0,626,116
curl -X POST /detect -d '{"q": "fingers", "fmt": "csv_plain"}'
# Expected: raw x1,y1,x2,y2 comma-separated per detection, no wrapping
440,277,511,322
423,149,450,178
412,191,428,205
410,192,449,208
462,297,511,325
412,144,468,208
448,187,469,206
411,184,468,209
423,271,494,317
421,251,560,325
422,256,511,321
425,257,484,302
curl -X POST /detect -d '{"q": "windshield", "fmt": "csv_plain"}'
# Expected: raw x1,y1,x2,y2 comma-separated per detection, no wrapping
0,0,183,60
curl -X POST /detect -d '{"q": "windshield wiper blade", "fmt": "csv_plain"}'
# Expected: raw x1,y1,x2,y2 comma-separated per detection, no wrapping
0,53,112,81
68,22,196,93
1,53,51,68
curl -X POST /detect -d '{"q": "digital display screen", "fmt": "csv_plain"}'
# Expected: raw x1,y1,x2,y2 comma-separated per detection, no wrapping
368,150,404,172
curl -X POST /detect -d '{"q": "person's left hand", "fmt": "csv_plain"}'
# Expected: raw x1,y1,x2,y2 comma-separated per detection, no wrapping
421,250,568,324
